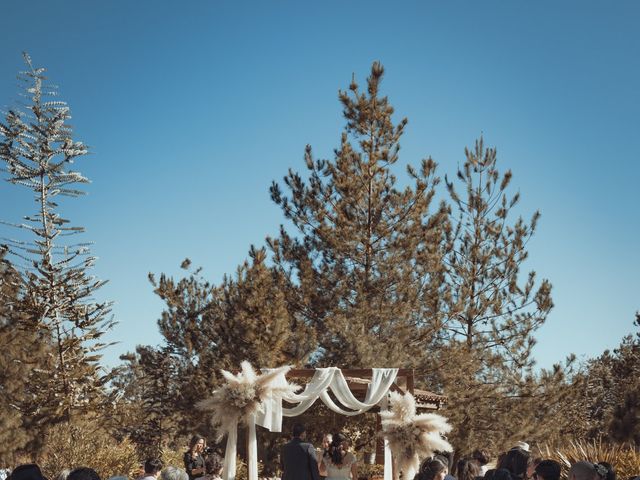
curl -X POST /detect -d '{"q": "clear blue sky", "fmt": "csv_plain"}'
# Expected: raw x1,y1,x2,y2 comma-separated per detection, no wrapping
1,1,638,371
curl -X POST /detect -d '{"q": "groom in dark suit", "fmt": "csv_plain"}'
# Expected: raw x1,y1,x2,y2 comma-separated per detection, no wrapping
280,423,320,480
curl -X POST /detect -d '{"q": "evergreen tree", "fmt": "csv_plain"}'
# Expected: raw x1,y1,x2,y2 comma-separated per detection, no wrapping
110,347,184,457
268,62,449,368
584,314,640,443
435,138,556,451
0,54,115,425
147,250,314,435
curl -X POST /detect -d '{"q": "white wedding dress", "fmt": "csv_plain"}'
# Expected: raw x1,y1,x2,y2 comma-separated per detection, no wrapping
322,453,356,480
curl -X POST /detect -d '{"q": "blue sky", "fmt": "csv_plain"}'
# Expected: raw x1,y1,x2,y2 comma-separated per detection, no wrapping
1,1,638,371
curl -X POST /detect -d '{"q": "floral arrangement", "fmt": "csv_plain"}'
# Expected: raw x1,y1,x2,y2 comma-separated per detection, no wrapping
380,391,452,480
198,361,299,440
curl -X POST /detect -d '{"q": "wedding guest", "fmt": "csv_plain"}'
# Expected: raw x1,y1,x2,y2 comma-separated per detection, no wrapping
201,455,223,480
67,468,100,480
528,458,543,480
457,458,481,480
568,462,598,480
184,435,206,480
497,448,530,480
9,465,47,480
320,433,357,480
160,468,188,480
533,460,561,480
317,433,333,477
418,458,448,480
141,459,163,480
597,462,615,480
472,450,491,475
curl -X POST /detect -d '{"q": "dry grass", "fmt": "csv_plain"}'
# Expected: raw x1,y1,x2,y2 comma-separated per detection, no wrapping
537,439,640,479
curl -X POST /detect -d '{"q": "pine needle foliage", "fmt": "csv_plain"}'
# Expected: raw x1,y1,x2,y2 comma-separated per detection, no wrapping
268,61,449,368
0,53,115,426
432,138,558,453
443,137,553,368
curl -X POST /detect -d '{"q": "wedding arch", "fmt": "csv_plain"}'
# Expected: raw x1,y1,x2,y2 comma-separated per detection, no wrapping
201,364,449,480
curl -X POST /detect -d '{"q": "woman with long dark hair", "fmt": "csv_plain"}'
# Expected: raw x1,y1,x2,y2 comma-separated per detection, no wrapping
183,435,206,480
417,458,448,480
320,433,357,480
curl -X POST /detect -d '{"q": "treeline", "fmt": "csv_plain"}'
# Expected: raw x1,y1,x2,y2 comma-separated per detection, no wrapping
0,56,638,468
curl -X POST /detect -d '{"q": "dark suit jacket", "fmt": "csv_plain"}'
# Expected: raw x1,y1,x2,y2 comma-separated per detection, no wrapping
280,437,320,480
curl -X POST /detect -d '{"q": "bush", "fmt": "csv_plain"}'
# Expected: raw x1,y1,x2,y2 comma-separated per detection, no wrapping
39,422,139,479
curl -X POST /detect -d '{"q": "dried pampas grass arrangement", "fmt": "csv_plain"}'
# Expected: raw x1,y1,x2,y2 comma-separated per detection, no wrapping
198,361,299,440
380,391,453,480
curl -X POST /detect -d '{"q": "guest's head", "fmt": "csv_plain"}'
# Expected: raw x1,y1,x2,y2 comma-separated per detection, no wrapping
472,450,491,467
457,458,482,480
188,435,205,455
497,448,530,479
418,458,448,480
144,459,163,477
329,433,350,465
534,460,561,480
322,433,333,450
485,469,497,480
67,468,100,480
9,465,47,480
569,462,598,480
159,468,188,480
204,455,223,477
55,470,71,480
292,423,306,439
528,458,543,479
596,463,615,480
493,469,515,480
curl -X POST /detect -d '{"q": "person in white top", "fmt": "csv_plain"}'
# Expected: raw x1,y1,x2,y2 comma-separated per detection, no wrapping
319,434,357,480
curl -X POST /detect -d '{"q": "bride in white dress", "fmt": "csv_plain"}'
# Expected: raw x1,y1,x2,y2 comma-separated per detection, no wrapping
318,433,358,480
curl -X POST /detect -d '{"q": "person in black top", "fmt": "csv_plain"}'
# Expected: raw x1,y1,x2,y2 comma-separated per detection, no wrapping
184,435,206,480
280,423,320,480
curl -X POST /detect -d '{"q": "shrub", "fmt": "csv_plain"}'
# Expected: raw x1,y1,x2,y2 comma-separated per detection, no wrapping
39,422,139,479
538,439,640,480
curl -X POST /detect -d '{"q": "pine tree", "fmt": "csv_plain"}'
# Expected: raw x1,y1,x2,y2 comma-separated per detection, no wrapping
268,62,449,368
110,347,184,457
147,250,314,435
585,314,640,443
434,138,555,451
0,54,115,425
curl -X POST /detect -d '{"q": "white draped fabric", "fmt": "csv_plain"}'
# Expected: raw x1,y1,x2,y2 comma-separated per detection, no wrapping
230,367,399,480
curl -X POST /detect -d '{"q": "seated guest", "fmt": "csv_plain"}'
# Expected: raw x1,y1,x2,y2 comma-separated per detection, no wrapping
456,458,481,480
142,460,164,480
9,465,47,480
160,468,188,480
417,458,449,480
202,455,223,480
67,468,100,480
528,458,543,480
533,460,562,480
497,448,530,480
596,463,615,480
568,462,598,480
472,450,491,476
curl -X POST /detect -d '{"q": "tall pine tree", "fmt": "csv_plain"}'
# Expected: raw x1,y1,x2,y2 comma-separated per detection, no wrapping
268,62,449,368
434,138,556,452
0,54,115,426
